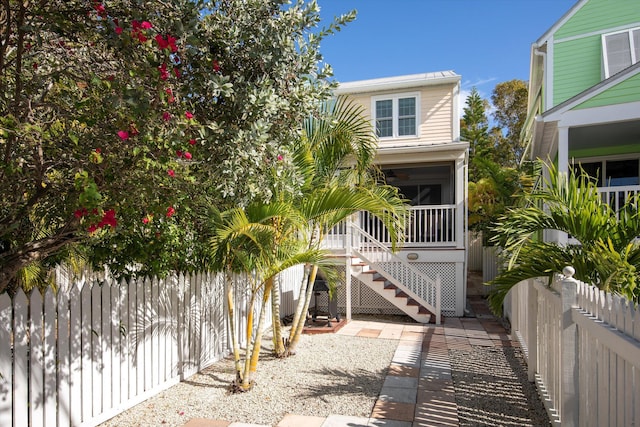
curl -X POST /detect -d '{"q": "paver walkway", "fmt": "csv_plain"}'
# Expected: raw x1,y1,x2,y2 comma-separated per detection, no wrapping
182,302,523,427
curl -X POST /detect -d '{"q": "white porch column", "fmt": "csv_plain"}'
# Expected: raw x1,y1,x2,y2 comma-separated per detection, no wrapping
552,126,570,245
345,215,352,321
455,153,466,250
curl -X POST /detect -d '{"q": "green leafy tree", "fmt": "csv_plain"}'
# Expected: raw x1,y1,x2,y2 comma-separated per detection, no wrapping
488,163,640,314
490,79,528,168
460,87,491,181
0,0,354,293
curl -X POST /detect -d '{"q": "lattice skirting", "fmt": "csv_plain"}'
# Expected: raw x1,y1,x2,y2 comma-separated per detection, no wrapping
316,262,460,317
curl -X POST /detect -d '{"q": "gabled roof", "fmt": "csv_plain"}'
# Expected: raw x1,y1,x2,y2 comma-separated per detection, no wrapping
534,0,588,46
543,61,640,120
334,71,460,95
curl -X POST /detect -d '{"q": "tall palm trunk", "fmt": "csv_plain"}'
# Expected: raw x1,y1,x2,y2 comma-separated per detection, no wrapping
287,263,320,354
225,269,242,382
288,262,312,343
270,273,286,356
288,223,320,344
240,288,257,391
249,277,272,384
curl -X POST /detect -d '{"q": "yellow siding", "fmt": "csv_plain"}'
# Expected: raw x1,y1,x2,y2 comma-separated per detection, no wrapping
343,84,455,147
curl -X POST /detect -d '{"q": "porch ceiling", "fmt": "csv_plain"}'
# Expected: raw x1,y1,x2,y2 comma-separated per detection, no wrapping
570,120,640,152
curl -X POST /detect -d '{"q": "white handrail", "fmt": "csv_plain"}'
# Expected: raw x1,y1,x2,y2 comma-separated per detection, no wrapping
350,224,441,323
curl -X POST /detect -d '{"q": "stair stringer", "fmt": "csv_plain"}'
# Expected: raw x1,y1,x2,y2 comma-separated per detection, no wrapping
351,264,432,323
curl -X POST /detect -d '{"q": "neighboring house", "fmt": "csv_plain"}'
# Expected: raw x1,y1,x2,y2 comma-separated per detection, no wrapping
522,0,640,244
321,71,469,322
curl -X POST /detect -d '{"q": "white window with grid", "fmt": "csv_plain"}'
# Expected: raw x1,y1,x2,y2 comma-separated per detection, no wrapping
602,27,640,78
372,92,420,139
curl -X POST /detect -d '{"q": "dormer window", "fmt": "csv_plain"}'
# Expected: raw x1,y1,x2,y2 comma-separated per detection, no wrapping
602,27,640,78
372,92,419,138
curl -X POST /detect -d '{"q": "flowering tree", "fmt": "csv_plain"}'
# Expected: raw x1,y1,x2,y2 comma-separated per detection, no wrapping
0,0,350,293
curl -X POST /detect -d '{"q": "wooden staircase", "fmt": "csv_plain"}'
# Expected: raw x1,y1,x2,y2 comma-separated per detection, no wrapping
350,257,434,323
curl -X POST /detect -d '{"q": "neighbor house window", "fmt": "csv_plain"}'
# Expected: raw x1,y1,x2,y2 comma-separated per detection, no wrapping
602,27,640,78
372,93,419,138
573,158,640,187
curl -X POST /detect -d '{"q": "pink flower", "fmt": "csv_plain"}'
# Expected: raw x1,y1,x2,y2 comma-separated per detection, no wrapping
93,2,106,15
166,88,175,103
176,150,182,158
88,224,98,233
162,112,171,121
158,63,169,81
117,130,129,140
95,148,101,154
140,21,153,29
167,169,175,177
277,154,283,161
185,111,193,120
173,67,181,78
166,206,175,218
142,216,150,224
156,34,177,52
188,139,196,145
213,60,221,72
183,152,192,160
115,26,123,35
98,209,117,228
132,20,141,30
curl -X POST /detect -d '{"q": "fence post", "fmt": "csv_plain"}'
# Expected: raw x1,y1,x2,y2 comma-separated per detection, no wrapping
561,266,579,426
527,279,538,383
345,215,352,321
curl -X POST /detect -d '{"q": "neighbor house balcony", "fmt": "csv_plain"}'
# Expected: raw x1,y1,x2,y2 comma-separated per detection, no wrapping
598,185,640,212
322,205,459,252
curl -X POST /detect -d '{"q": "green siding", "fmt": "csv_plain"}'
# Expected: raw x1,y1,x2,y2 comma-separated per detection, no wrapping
569,143,640,158
574,72,640,109
553,36,602,106
555,0,640,39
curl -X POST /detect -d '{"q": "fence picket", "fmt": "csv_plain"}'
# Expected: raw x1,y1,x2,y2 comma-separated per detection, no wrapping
68,282,82,426
2,266,303,427
91,283,103,417
111,281,122,409
101,282,113,413
30,290,45,427
13,290,29,427
57,288,71,427
43,289,57,426
0,294,12,427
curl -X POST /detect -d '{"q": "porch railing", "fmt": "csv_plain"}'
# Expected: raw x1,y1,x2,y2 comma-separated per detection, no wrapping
357,205,456,248
322,205,457,250
350,224,441,323
598,185,640,212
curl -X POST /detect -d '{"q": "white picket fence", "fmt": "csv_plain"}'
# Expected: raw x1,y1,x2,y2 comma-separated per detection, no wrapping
0,265,304,427
508,268,640,426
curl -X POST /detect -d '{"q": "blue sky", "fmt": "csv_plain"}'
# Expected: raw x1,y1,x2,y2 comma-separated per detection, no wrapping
317,0,577,103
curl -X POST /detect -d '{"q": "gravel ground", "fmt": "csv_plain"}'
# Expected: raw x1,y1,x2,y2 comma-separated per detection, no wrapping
99,330,398,427
450,346,550,427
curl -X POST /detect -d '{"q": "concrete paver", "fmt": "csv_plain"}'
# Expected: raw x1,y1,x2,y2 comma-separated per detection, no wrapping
183,302,528,427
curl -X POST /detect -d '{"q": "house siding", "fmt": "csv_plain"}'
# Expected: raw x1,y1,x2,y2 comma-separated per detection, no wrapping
343,84,455,147
574,72,640,109
553,36,602,106
554,0,640,40
551,0,640,107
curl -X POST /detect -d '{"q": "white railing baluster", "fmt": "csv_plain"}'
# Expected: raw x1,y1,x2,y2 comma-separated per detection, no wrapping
350,224,441,323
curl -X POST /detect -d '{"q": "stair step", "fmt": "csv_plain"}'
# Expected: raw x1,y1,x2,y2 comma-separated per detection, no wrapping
418,305,432,314
372,276,386,282
361,269,378,275
395,290,408,298
383,282,397,290
406,298,419,306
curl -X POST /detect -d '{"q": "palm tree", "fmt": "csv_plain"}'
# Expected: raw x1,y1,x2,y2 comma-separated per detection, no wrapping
488,163,640,314
209,202,338,391
281,97,408,356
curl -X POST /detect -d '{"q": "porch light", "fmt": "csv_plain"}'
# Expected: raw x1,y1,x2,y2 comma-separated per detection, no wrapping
407,252,419,260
